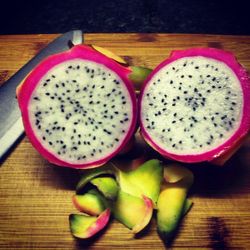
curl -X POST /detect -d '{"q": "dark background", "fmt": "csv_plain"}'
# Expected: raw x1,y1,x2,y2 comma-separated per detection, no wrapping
0,0,250,34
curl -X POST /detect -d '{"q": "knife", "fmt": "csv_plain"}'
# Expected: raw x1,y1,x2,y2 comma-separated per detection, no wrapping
0,30,83,161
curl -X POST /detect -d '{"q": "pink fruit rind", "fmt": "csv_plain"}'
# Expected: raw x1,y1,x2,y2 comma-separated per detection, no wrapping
18,45,137,169
85,209,111,238
139,48,250,163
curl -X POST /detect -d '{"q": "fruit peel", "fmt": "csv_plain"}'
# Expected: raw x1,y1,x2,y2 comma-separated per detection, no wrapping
116,159,163,205
157,164,194,243
72,189,107,216
76,163,116,193
90,176,119,200
69,208,110,239
111,190,153,233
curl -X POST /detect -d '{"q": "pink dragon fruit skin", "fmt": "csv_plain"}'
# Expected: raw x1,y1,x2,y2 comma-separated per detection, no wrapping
139,48,250,164
17,45,137,169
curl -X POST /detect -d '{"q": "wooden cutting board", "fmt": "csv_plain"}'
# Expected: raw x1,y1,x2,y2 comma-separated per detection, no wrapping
0,33,250,249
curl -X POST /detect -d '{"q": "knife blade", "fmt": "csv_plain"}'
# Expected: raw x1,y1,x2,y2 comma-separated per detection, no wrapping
0,30,83,161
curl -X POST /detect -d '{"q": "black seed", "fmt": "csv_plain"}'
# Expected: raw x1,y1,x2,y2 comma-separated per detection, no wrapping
231,102,236,105
45,92,50,96
181,75,184,78
42,136,46,141
195,66,199,69
167,128,171,132
170,80,173,84
173,113,177,117
172,120,176,124
49,141,53,146
207,142,211,145
101,85,105,89
179,140,182,144
188,75,192,78
89,101,93,105
194,88,198,92
122,101,126,105
162,129,166,132
172,144,176,148
183,91,188,94
103,129,112,135
169,138,172,141
213,123,217,127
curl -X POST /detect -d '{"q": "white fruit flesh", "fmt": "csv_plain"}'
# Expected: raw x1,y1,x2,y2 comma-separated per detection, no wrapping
141,56,243,155
29,59,133,164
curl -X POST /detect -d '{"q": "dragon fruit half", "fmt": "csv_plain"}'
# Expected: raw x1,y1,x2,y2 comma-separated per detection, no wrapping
139,48,250,164
17,45,137,169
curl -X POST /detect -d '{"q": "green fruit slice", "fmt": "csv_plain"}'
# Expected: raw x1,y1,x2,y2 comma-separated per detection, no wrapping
90,177,119,200
112,190,153,233
76,163,116,193
69,209,110,239
72,189,107,216
157,164,194,243
117,159,163,205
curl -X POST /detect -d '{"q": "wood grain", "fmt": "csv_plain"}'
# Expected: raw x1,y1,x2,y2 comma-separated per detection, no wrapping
1,33,250,249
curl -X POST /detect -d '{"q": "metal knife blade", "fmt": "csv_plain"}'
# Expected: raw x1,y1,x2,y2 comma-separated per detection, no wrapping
0,30,83,161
